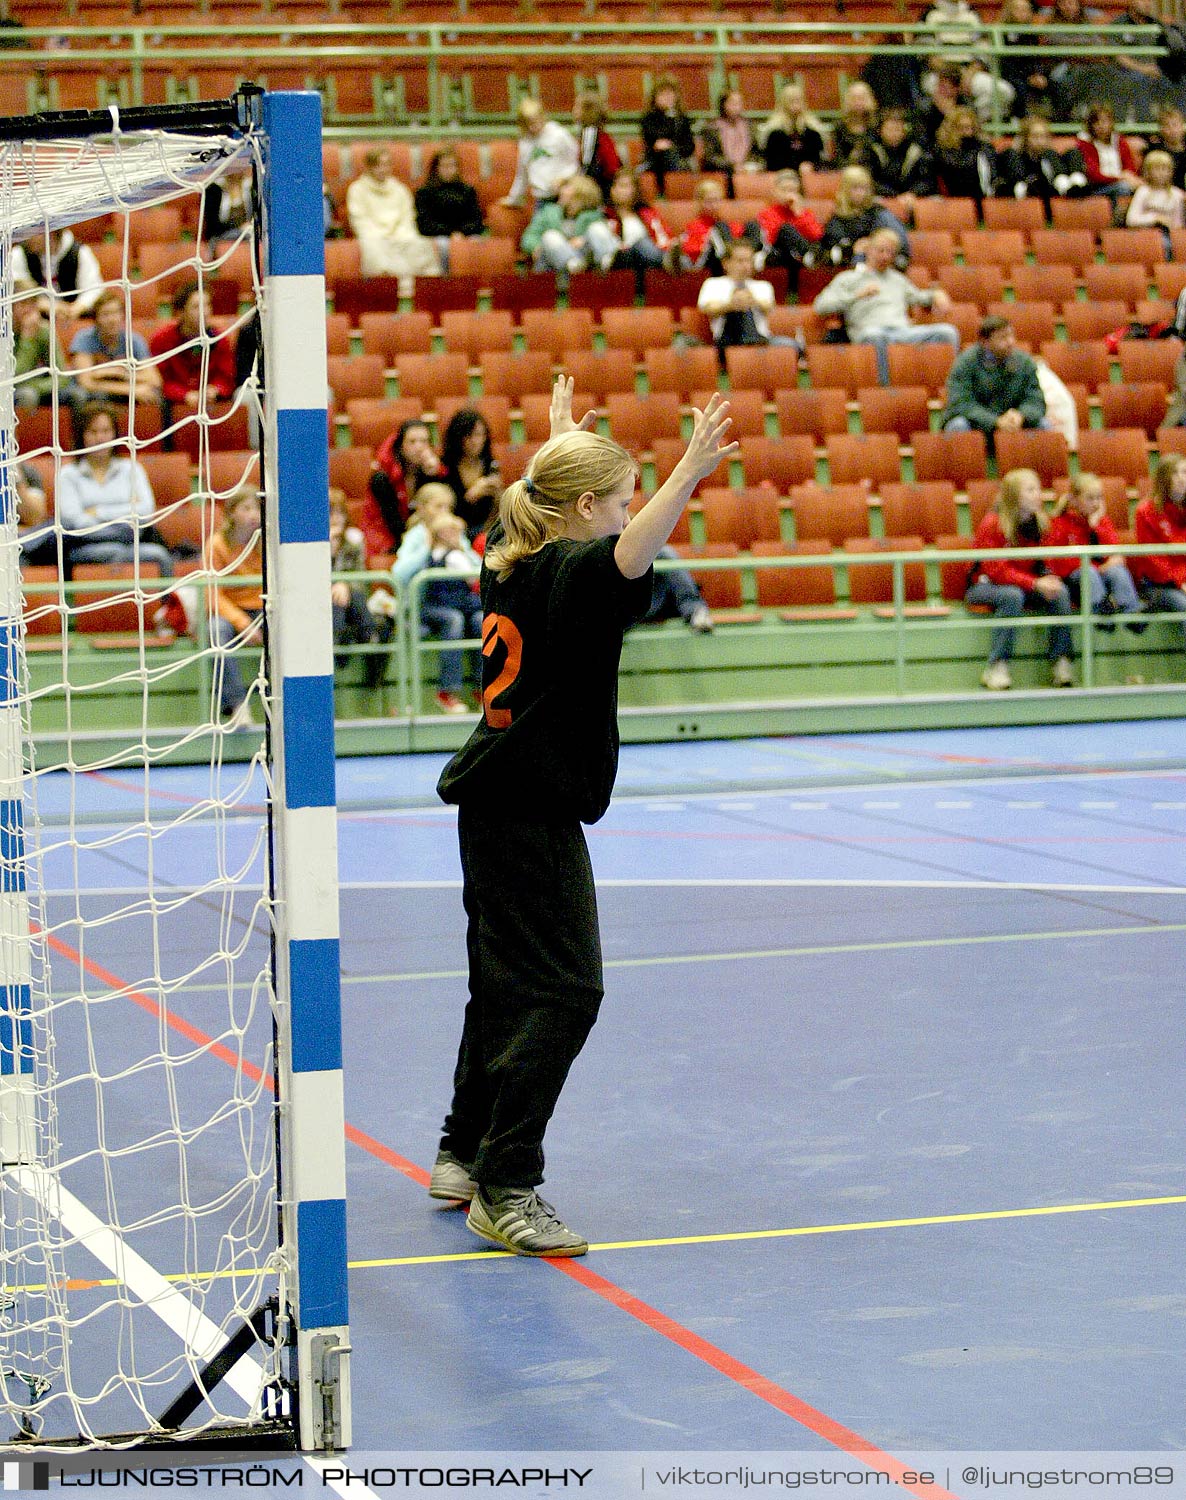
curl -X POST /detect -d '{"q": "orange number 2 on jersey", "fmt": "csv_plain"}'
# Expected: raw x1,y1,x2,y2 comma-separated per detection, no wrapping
481,613,523,729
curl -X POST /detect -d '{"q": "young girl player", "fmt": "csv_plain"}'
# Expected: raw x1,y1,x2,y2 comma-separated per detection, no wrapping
429,377,737,1256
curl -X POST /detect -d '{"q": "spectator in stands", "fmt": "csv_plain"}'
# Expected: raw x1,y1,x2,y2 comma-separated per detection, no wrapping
1125,148,1186,249
393,488,483,714
923,0,984,50
966,467,1075,690
604,169,673,270
13,459,55,566
640,74,696,194
958,58,1017,123
149,281,237,429
1076,102,1141,204
1046,472,1144,627
440,408,502,540
861,31,928,115
55,399,174,580
203,161,252,249
998,0,1055,117
696,241,798,361
698,88,761,192
1132,454,1186,648
414,148,485,272
70,287,162,413
756,169,824,293
1149,104,1186,189
329,488,392,690
12,301,70,411
1039,0,1107,119
364,416,445,561
817,165,910,270
758,83,827,174
206,485,262,732
830,82,880,168
502,98,580,210
942,314,1047,444
573,91,622,203
676,176,762,274
11,228,102,315
1034,355,1079,449
638,551,714,633
933,106,996,206
916,63,964,144
346,146,440,291
995,114,1088,212
521,174,618,275
814,227,958,383
853,107,936,217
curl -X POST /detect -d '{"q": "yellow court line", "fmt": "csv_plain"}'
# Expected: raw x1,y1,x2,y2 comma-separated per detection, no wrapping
21,1193,1186,1289
379,921,1186,985
354,1192,1186,1268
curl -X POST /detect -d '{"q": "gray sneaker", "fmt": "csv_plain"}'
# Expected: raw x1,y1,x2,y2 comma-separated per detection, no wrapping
428,1151,478,1202
466,1187,588,1257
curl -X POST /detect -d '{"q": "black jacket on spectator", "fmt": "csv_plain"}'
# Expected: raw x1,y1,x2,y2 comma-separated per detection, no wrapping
640,107,696,171
1147,134,1186,189
415,179,485,239
853,137,937,197
817,206,910,269
994,144,1088,203
761,125,826,172
830,121,877,168
860,50,927,113
934,142,997,202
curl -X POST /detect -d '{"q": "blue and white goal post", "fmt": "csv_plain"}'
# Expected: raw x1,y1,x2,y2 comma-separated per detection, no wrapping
260,89,352,1453
0,88,350,1453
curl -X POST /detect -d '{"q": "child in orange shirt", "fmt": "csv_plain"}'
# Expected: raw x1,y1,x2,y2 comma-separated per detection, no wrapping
206,487,263,730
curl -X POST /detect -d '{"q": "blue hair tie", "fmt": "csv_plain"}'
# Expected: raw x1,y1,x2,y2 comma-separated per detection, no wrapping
523,476,535,496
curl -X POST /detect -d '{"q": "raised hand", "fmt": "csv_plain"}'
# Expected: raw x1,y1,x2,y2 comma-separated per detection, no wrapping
548,374,599,441
681,393,739,484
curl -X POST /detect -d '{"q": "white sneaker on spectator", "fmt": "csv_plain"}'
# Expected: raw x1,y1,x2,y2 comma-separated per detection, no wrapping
981,661,1011,691
687,603,714,633
1051,656,1074,688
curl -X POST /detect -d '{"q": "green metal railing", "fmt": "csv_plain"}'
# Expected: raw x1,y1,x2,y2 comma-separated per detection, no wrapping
8,21,1169,134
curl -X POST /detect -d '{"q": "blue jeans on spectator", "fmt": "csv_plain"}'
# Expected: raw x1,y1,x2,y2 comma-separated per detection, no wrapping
67,539,175,578
422,602,484,694
211,609,262,716
1137,581,1186,648
1066,562,1143,630
965,576,1073,663
859,323,961,385
535,221,620,273
943,415,1053,438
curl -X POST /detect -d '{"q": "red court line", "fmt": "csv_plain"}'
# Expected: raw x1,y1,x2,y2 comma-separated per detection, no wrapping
47,922,953,1494
555,1259,955,1500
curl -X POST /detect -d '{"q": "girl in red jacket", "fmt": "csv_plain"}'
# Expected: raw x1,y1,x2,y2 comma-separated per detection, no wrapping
965,466,1075,690
1076,102,1142,204
1046,472,1144,629
1133,454,1186,648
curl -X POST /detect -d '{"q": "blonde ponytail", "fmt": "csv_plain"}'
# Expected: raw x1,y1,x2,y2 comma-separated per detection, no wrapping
485,431,638,579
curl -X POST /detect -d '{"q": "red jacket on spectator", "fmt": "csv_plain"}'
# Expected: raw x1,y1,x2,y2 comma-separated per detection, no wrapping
1132,496,1186,588
1044,509,1121,579
756,201,824,250
969,512,1048,591
678,210,761,270
1075,133,1139,187
605,202,673,251
149,319,236,404
362,430,446,562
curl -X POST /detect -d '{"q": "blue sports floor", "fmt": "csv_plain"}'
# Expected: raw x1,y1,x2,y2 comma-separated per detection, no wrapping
19,721,1186,1482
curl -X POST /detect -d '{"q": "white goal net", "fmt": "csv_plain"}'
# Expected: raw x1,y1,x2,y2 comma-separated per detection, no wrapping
0,93,347,1452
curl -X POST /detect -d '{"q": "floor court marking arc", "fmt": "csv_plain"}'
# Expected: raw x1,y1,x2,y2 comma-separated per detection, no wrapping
36,897,960,1490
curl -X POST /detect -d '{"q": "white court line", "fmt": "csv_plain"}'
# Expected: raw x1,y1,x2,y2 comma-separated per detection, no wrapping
40,878,1186,896
6,1166,371,1500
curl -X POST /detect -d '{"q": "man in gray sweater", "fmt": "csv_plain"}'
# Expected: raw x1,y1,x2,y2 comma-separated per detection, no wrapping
813,227,960,384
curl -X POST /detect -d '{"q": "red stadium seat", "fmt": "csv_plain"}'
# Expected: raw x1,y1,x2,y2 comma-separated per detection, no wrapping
878,481,959,542
911,429,988,484
752,540,857,618
737,434,816,491
994,428,1070,485
856,386,930,443
789,481,872,544
825,432,902,487
774,387,849,441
